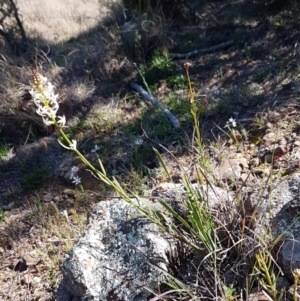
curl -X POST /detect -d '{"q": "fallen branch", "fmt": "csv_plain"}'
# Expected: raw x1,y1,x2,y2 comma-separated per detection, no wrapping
130,82,180,129
170,40,234,59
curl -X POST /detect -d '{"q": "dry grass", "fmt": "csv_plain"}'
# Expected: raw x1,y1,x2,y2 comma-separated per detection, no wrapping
17,0,105,42
1,0,300,300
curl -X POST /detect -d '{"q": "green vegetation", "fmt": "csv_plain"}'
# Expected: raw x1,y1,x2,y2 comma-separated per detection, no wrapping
168,74,187,89
1,0,300,299
0,142,10,159
0,209,5,222
21,165,51,189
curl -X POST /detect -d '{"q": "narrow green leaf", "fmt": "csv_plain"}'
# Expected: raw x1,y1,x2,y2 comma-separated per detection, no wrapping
153,148,173,182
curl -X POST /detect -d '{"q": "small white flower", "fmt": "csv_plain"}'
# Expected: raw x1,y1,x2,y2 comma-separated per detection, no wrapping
225,117,237,128
230,118,237,127
212,85,219,95
36,105,52,118
134,138,143,146
72,175,81,185
70,166,79,179
30,90,43,105
42,117,55,126
60,210,68,219
57,115,66,127
71,166,79,173
91,145,101,153
69,140,77,150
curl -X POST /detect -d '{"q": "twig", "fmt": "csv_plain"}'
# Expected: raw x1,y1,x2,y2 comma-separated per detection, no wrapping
170,40,234,59
130,82,180,129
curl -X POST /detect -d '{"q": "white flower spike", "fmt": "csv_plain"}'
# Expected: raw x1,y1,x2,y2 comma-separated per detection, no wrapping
29,70,61,126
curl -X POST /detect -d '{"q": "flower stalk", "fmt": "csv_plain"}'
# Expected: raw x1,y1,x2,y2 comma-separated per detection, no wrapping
28,72,223,298
29,71,102,181
184,63,208,170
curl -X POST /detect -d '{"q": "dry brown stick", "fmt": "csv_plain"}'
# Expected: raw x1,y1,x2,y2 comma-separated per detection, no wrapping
130,82,180,129
170,40,234,59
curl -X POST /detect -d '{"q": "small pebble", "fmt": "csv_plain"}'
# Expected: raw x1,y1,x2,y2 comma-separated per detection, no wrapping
42,192,53,203
2,202,15,211
266,122,273,129
66,198,75,206
63,189,76,199
294,141,300,147
249,158,260,167
264,154,273,164
277,137,287,146
53,196,60,203
263,132,275,143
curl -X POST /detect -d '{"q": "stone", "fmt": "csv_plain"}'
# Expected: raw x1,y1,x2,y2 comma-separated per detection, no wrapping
240,175,296,236
236,174,300,287
57,183,234,300
264,154,273,163
56,173,300,299
263,132,276,146
66,198,75,206
277,137,287,146
240,172,254,183
213,157,249,181
64,169,73,184
57,199,174,301
42,192,54,203
249,157,260,167
278,237,300,280
62,189,76,199
53,196,60,203
2,202,15,211
270,174,300,281
23,250,41,266
274,146,288,158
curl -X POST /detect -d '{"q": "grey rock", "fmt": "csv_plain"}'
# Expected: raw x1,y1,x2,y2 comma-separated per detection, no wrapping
213,157,249,181
57,199,173,301
152,182,233,223
53,196,60,203
2,201,15,211
278,237,300,280
262,132,276,145
57,183,233,301
42,192,54,203
264,154,273,164
249,157,260,167
195,183,233,208
270,174,300,280
63,189,76,199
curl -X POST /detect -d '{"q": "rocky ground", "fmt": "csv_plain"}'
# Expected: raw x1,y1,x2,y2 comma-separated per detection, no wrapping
1,0,300,300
